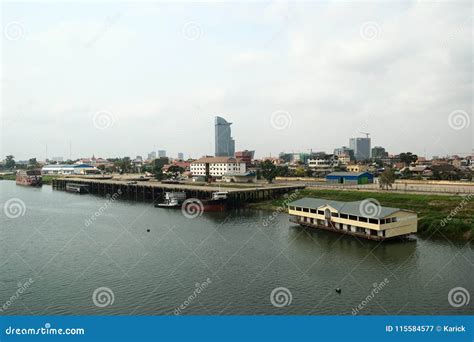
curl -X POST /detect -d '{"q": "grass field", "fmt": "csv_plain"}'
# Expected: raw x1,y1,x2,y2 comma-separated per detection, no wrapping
250,188,474,241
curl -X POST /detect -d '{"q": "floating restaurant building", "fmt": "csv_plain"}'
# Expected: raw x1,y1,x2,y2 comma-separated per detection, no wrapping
288,198,417,240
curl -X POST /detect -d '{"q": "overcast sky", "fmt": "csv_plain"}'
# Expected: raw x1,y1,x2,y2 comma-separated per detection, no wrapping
1,1,472,161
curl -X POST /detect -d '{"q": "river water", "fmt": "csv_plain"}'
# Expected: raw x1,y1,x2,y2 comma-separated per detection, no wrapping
0,181,472,315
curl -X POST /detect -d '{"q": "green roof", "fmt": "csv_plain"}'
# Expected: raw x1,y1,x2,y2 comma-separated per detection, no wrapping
288,197,404,219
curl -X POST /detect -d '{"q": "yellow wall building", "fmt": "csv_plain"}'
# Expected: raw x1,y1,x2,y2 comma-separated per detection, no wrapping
346,165,369,173
288,198,417,240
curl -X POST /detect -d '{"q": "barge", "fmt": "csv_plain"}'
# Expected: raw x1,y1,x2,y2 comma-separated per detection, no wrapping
288,198,417,241
66,183,90,194
16,170,42,187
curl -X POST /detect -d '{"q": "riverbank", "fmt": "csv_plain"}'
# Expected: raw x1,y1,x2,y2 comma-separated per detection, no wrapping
0,174,58,185
249,188,473,241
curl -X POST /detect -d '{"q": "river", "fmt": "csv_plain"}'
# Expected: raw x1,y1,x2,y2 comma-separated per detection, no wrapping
0,181,472,315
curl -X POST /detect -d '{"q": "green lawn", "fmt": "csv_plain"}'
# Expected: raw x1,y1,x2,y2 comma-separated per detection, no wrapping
252,188,474,241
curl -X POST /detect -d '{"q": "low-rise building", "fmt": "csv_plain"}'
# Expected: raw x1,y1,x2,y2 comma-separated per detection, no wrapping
235,150,255,167
42,164,100,175
307,156,339,171
346,164,369,173
338,153,351,165
288,198,417,240
326,171,374,185
190,157,246,177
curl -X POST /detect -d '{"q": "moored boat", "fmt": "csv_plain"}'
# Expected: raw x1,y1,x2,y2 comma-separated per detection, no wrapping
65,183,90,194
155,192,187,208
183,191,229,212
16,170,42,187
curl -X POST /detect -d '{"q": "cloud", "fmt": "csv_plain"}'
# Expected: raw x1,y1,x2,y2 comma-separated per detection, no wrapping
1,1,472,160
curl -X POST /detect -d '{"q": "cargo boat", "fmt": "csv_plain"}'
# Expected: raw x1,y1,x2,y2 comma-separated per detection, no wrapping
154,192,186,208
16,170,42,187
183,191,229,212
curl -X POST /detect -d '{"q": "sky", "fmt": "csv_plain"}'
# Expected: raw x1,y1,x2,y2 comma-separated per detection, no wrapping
1,0,472,161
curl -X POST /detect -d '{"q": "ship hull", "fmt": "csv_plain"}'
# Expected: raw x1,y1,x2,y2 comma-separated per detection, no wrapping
16,176,42,187
200,199,227,212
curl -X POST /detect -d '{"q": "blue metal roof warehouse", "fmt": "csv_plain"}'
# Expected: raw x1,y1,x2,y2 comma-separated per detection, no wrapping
326,171,374,185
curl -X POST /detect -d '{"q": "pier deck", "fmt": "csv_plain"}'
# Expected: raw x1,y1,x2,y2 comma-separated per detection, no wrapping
52,177,304,205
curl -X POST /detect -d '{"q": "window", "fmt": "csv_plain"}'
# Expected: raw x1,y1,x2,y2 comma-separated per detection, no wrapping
317,210,324,215
331,212,339,217
359,217,368,223
340,214,348,219
296,207,302,211
310,209,317,214
369,218,378,224
349,215,357,221
303,208,309,213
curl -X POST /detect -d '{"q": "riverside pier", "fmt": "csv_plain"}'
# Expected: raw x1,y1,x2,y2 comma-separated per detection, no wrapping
52,177,305,205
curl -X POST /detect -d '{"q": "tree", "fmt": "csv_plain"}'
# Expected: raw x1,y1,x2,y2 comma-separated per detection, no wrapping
401,168,412,179
399,152,418,166
154,166,164,181
379,168,395,190
260,160,277,183
294,167,306,177
115,157,131,174
168,165,184,174
276,165,290,177
5,155,15,170
28,158,39,169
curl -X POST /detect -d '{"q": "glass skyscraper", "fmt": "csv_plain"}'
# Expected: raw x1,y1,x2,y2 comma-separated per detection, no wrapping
349,137,371,160
215,116,235,157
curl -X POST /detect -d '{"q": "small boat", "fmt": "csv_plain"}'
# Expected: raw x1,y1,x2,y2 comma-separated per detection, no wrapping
155,192,187,208
16,169,42,187
66,183,90,194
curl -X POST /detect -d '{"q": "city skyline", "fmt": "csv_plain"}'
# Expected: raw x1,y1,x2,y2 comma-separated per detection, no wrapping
2,1,472,160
